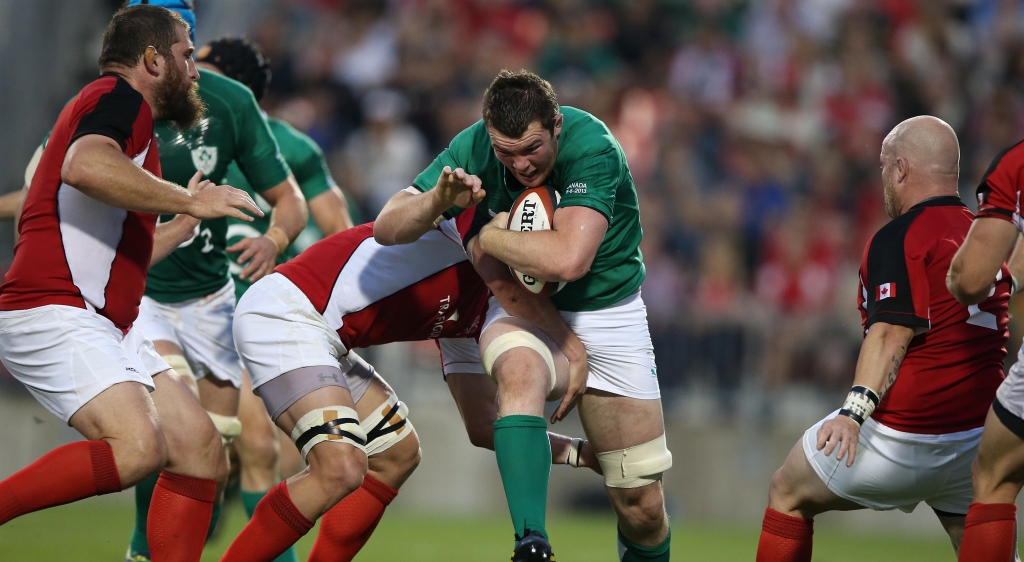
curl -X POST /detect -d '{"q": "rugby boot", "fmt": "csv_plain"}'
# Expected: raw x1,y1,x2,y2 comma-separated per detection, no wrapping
512,529,555,562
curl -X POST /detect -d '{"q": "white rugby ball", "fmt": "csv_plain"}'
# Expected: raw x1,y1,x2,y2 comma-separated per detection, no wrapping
506,186,566,296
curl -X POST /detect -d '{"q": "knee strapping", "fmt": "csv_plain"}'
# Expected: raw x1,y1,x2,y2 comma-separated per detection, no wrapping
208,412,242,446
362,394,413,457
163,354,194,381
290,406,366,462
597,434,673,488
481,331,557,392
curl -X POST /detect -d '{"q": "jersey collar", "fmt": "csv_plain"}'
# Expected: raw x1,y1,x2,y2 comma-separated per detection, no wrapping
909,195,965,210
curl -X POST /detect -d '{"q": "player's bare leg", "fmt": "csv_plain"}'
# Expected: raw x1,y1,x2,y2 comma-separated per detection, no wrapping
221,384,367,562
309,375,421,562
578,391,671,561
959,406,1024,562
936,513,965,553
136,369,223,561
446,372,599,471
480,318,570,552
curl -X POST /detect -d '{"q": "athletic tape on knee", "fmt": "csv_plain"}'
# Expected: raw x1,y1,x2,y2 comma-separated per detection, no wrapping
481,331,557,392
290,406,366,462
361,394,413,457
163,354,194,381
597,434,673,489
207,412,242,446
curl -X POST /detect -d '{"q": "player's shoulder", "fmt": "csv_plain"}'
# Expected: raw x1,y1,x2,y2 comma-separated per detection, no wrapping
981,138,1024,184
75,74,145,113
869,196,967,255
197,68,260,114
269,117,321,158
559,106,620,158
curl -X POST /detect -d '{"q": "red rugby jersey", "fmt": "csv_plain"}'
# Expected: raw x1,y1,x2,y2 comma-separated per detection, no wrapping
859,196,1009,434
275,219,490,352
977,139,1024,232
0,74,160,333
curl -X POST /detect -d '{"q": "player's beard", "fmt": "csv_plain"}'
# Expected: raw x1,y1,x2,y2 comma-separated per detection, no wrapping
883,180,901,218
153,63,205,131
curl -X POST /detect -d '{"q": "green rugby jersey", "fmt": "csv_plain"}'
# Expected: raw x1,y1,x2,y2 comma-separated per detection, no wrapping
144,68,291,303
412,106,644,312
225,117,351,300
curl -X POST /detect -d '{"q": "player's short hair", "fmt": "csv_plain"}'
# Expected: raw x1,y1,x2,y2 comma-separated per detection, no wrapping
99,5,191,69
482,70,559,138
197,37,272,101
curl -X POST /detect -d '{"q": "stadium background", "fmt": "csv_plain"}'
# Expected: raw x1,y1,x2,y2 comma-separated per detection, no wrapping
1,0,1022,559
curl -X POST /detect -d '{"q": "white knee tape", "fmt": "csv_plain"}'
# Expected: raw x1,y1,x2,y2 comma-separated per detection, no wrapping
361,394,413,457
596,434,673,489
208,412,242,446
290,406,366,462
163,354,194,381
481,331,557,392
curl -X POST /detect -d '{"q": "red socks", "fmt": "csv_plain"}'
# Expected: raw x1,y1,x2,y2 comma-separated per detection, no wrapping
959,502,1017,562
0,440,120,526
221,481,314,562
756,507,813,562
148,471,217,562
308,474,398,562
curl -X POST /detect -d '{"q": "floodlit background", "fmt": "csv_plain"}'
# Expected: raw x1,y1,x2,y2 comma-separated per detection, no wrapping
3,0,1024,559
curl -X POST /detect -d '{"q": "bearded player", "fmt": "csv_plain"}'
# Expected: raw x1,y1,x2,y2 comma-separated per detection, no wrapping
946,139,1024,560
223,213,598,561
120,3,310,562
0,6,262,560
755,116,1011,561
376,70,671,561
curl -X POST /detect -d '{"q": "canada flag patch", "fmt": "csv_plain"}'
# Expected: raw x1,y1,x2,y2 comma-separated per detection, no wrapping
876,283,895,301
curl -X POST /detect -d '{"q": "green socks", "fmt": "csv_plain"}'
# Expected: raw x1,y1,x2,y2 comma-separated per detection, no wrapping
241,488,299,562
128,474,159,556
494,414,551,540
618,527,671,561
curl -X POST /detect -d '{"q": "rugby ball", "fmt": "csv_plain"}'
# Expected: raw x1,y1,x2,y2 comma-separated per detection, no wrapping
506,186,566,296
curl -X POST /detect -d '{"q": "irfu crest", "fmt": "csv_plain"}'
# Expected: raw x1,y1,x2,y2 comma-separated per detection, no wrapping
190,146,218,175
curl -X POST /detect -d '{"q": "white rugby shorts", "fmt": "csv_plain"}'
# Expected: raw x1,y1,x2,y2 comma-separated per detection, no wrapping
803,410,980,515
0,305,169,423
482,291,661,400
234,273,485,394
996,350,1024,422
136,280,242,387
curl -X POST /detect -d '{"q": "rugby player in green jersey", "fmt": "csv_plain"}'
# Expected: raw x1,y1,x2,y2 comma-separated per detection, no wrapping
123,3,308,562
376,70,671,561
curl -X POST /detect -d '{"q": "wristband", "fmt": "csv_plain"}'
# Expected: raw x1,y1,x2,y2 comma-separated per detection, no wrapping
838,385,880,426
264,226,290,256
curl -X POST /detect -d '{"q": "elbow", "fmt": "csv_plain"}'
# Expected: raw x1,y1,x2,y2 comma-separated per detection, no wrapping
60,156,86,189
373,220,401,246
946,269,987,305
552,255,593,283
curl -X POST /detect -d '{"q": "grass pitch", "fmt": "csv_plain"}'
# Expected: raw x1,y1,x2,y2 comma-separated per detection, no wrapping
0,496,958,561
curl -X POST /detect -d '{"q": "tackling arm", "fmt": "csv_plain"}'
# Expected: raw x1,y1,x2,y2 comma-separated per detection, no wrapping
478,206,608,283
374,167,485,246
947,217,1019,304
468,235,588,422
227,175,307,281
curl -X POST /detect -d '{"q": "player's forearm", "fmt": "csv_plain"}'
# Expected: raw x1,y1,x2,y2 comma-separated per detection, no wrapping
0,190,23,220
478,228,587,283
1006,234,1024,294
13,184,27,243
265,177,308,248
150,216,197,265
374,189,451,246
309,187,354,235
851,322,914,399
63,137,194,215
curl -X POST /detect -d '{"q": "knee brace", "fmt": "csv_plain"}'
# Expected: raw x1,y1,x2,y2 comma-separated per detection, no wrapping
481,331,557,392
290,406,366,462
163,354,195,381
597,434,673,488
208,412,242,446
362,394,413,457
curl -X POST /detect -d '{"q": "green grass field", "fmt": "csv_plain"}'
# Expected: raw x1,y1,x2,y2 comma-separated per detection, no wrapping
0,496,958,561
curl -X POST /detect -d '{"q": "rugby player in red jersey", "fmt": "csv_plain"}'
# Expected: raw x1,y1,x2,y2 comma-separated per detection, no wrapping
0,6,262,561
947,133,1024,562
757,116,1011,562
221,218,596,561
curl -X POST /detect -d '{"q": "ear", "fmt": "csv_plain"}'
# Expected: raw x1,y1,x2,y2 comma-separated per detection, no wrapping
896,156,910,183
553,113,563,139
143,46,161,77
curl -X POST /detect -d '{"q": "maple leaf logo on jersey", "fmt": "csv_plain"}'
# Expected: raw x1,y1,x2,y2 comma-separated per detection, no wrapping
191,146,218,176
876,283,895,301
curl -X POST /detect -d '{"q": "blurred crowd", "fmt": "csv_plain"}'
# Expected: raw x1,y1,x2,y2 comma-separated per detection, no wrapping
197,0,1024,411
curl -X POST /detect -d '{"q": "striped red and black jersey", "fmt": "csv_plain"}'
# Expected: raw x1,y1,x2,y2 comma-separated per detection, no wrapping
0,74,160,333
977,139,1024,231
857,196,1010,434
274,218,490,352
